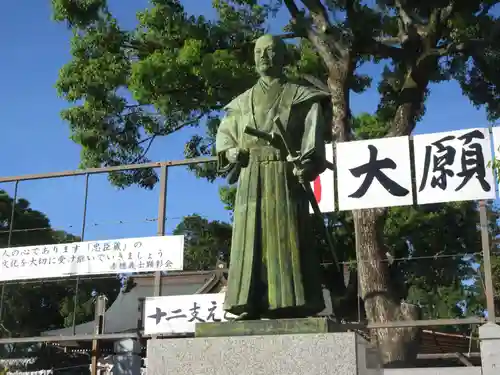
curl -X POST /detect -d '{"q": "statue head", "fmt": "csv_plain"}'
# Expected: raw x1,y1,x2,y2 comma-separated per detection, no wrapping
254,34,286,78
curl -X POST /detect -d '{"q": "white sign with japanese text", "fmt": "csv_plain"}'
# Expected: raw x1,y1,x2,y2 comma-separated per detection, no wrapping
413,128,496,204
144,290,335,335
310,143,335,213
336,136,413,210
0,235,184,282
144,293,237,335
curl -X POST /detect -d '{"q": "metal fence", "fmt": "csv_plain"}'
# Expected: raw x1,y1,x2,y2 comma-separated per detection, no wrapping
0,155,497,346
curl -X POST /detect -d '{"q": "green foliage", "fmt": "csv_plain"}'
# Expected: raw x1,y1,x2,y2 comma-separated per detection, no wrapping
52,0,500,183
386,203,483,325
491,255,500,314
351,112,391,139
0,190,120,356
52,0,271,188
173,214,232,270
218,185,237,215
52,0,107,28
51,0,374,186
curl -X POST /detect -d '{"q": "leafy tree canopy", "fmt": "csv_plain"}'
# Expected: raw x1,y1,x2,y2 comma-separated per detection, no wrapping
51,0,500,186
173,214,232,270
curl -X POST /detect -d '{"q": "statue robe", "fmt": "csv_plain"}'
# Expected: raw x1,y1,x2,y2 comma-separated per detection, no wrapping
216,78,328,317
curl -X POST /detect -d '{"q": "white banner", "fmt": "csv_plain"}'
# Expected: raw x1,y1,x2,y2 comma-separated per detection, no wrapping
144,293,237,335
413,128,495,204
0,235,184,282
337,136,413,210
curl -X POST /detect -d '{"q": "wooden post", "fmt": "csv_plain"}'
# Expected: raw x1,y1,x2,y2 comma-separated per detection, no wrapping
479,200,496,321
90,295,107,375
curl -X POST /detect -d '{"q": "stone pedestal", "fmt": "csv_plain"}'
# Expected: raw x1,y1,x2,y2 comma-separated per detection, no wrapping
479,323,500,375
147,318,381,375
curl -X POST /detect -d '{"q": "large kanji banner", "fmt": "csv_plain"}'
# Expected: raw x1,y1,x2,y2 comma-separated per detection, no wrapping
310,127,498,212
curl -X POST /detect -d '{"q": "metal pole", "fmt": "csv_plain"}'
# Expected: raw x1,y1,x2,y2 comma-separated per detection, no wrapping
137,297,145,334
479,200,496,321
357,281,362,323
6,182,18,248
0,316,496,345
354,208,362,323
0,156,216,183
0,181,19,323
154,165,168,297
72,174,90,334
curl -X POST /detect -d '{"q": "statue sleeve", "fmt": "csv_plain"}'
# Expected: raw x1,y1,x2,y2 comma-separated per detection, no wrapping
299,101,327,179
215,109,240,178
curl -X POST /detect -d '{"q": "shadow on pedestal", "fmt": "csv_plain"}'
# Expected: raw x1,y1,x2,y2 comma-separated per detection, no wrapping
195,317,344,338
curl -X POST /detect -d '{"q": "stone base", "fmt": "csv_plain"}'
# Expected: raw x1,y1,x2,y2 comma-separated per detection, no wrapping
479,323,500,375
147,331,382,375
195,317,341,338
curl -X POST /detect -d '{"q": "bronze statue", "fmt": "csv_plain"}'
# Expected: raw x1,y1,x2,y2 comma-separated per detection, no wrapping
215,34,329,320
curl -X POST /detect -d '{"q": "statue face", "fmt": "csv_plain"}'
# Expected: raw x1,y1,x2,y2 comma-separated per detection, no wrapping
254,35,285,77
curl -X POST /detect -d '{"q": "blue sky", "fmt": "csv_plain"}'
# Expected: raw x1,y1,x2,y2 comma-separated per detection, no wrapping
0,0,494,243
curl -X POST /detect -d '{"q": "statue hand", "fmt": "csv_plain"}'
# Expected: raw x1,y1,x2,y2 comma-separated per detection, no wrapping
226,148,248,164
286,153,301,163
226,148,241,163
293,161,315,184
293,166,308,184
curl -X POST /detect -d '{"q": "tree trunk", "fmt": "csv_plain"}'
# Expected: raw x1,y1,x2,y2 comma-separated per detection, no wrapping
327,71,351,142
327,65,421,367
353,208,421,366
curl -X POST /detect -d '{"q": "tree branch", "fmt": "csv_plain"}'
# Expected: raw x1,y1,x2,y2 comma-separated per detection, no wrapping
125,104,144,110
393,0,429,41
387,52,436,137
375,36,402,45
434,42,466,56
439,2,455,23
303,0,350,56
345,0,356,23
138,135,155,145
361,38,404,60
427,8,441,36
394,0,414,30
283,0,300,18
131,112,205,163
162,113,205,135
301,0,332,33
383,1,463,138
133,135,156,164
276,32,299,40
283,0,347,64
434,38,493,58
477,2,495,18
